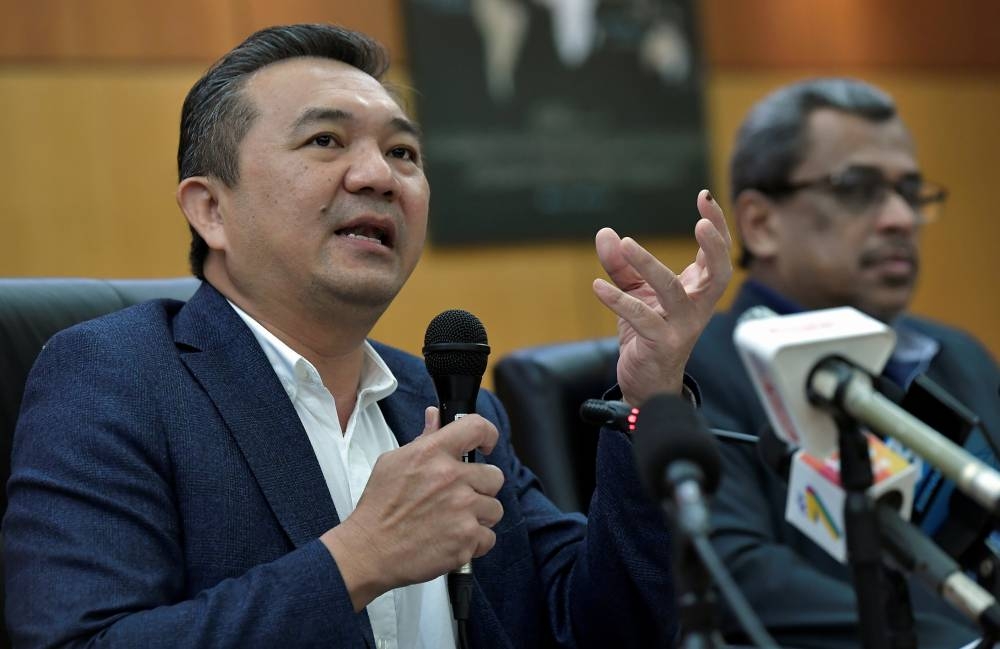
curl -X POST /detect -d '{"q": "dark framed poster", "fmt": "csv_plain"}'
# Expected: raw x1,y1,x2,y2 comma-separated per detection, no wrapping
402,0,708,245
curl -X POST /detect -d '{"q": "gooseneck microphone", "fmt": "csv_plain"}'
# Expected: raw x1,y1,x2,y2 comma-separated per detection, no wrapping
580,398,759,445
422,309,490,649
632,395,722,538
633,394,778,649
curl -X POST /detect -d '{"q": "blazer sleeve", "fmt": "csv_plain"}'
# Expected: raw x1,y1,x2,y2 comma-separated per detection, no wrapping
3,327,369,649
478,390,678,648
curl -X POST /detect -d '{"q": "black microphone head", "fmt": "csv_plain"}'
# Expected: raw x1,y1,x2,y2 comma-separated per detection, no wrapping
422,309,490,377
632,393,722,502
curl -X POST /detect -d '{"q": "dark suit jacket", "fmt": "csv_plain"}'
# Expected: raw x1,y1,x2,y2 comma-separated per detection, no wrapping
4,283,677,649
686,281,1000,649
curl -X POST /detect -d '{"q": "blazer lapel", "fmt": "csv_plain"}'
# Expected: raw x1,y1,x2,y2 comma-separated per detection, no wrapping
174,283,340,547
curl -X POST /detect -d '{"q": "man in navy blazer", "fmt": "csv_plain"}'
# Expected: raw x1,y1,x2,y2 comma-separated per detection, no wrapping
685,78,1000,648
3,24,734,648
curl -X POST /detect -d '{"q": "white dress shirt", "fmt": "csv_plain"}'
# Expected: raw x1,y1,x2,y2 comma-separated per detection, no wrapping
230,302,456,649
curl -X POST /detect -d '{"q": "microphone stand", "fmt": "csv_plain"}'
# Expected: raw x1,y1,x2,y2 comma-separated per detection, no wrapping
666,474,778,649
820,368,892,649
810,358,925,649
674,532,725,649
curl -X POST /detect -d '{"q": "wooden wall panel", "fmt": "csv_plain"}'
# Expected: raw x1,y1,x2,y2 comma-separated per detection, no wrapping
701,0,1000,68
0,66,196,276
0,0,238,61
235,0,406,62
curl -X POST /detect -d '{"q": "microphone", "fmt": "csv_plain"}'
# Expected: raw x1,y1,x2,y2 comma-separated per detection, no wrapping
734,305,896,458
809,356,1000,516
421,309,490,643
785,439,917,562
632,394,722,536
579,398,640,432
632,394,779,649
423,309,491,432
580,398,759,445
735,306,1000,516
877,502,1000,635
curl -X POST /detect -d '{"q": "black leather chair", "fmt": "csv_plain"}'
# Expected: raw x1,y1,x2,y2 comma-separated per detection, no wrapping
0,277,199,648
492,337,619,514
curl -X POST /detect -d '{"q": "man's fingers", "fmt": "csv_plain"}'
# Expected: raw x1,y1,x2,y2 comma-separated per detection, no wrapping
472,526,497,559
595,227,644,291
620,237,689,313
697,189,732,248
425,414,499,457
465,462,505,498
592,278,667,335
420,406,441,436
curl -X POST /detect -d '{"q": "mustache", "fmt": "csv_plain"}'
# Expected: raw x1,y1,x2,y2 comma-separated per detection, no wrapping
858,239,920,270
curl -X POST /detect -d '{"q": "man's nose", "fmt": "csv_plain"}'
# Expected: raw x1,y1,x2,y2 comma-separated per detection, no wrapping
874,191,920,232
343,142,398,199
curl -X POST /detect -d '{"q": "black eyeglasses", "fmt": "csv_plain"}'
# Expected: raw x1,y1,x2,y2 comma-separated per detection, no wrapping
761,165,948,222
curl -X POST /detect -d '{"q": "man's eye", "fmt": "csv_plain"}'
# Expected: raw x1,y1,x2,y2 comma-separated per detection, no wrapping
833,169,884,202
388,146,419,162
312,134,336,147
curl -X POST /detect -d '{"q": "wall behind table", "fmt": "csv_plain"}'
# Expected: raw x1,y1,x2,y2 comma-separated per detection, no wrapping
1,0,998,390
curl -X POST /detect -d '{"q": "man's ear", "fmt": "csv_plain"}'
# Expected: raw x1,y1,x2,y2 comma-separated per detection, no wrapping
734,189,781,263
177,176,228,252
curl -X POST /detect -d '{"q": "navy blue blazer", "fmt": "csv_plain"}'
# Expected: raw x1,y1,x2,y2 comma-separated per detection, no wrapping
4,283,677,648
686,281,1000,649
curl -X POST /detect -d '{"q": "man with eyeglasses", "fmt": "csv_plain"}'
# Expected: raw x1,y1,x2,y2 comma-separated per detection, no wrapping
684,78,1000,648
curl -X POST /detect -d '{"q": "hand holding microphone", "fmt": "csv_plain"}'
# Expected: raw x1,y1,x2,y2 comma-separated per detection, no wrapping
325,411,503,609
322,309,503,617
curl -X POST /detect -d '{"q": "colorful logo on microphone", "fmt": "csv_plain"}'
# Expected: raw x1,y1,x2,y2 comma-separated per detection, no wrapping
799,486,842,540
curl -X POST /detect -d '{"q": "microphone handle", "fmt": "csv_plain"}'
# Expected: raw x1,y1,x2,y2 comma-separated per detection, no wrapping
434,386,479,575
877,501,1000,632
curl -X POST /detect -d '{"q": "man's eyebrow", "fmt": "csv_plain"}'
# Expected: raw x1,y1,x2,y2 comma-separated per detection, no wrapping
390,116,422,140
291,107,352,132
290,107,422,140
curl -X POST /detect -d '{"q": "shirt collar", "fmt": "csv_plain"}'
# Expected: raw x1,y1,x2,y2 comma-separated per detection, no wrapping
227,300,397,404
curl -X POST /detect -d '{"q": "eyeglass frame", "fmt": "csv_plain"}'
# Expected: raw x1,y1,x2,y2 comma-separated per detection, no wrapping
754,164,948,220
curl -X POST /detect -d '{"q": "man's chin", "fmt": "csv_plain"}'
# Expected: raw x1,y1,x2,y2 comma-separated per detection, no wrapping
861,288,914,323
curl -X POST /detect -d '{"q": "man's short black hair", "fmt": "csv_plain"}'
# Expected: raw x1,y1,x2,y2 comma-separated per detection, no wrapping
730,78,898,268
177,24,389,279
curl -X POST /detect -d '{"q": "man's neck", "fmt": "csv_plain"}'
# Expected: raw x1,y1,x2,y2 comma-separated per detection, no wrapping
206,274,378,429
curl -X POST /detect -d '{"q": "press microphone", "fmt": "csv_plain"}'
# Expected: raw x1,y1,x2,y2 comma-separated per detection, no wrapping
735,306,1000,516
761,416,1000,629
632,393,780,649
632,393,721,536
580,398,759,445
877,501,1000,634
734,305,895,458
579,398,640,433
809,357,1000,516
422,309,490,643
785,438,917,562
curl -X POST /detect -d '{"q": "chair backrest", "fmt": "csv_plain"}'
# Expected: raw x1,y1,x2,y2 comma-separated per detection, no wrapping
492,337,619,513
0,277,199,648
